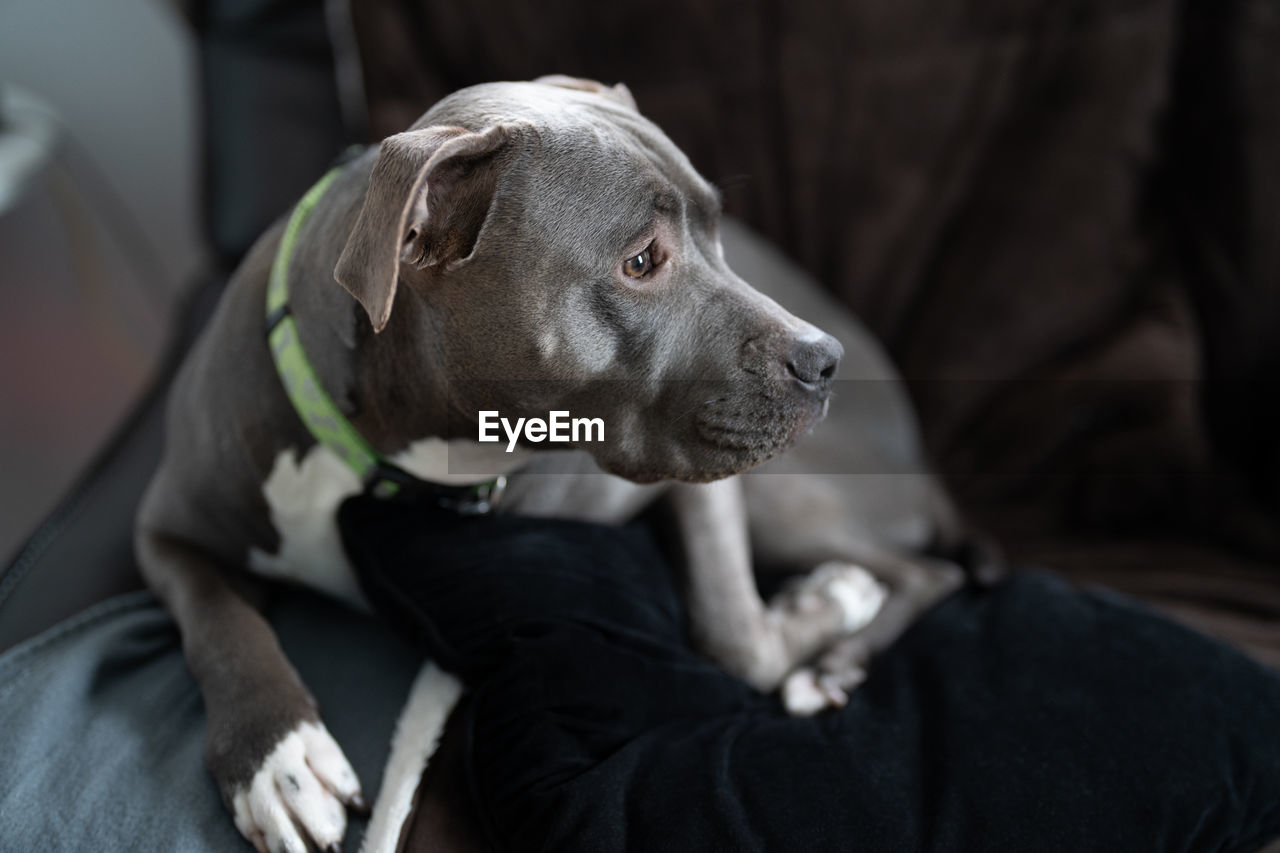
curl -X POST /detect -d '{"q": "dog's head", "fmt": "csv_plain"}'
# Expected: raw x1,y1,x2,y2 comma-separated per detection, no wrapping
335,76,842,483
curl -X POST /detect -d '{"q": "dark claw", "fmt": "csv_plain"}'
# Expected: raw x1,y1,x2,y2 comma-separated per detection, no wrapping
323,844,342,853
348,793,369,815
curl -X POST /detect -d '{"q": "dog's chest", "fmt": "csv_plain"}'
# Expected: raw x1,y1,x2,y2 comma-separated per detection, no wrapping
247,438,528,606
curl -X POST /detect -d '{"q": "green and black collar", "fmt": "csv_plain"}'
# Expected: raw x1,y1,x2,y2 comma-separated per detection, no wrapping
265,165,506,515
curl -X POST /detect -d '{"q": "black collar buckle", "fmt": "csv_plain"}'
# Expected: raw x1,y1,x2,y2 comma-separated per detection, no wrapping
365,461,507,516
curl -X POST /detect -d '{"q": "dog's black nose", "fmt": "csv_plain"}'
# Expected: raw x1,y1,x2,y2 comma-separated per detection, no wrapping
785,332,843,392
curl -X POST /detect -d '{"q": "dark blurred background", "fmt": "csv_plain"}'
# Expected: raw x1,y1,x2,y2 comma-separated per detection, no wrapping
2,0,1277,659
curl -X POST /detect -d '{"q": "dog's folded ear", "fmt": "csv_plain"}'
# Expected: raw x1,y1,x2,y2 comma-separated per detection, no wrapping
335,124,514,333
535,74,637,112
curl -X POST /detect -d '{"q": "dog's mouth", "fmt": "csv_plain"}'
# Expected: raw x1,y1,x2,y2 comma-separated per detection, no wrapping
695,391,825,460
598,389,828,484
697,395,794,450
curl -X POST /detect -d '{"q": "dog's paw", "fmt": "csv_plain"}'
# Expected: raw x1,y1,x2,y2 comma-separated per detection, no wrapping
230,721,364,853
781,664,867,716
778,562,886,633
781,631,877,716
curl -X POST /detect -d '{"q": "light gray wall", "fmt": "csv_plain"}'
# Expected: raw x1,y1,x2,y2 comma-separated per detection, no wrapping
0,0,203,291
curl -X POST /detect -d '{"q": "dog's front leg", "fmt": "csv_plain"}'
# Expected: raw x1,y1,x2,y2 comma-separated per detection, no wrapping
667,478,882,693
136,531,364,853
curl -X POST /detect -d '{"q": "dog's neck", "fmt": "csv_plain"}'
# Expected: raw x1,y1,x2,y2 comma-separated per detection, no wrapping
290,276,449,447
279,160,534,484
288,253,535,487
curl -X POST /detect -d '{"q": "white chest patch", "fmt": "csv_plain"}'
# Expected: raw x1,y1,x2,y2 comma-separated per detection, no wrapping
249,445,367,607
249,437,532,607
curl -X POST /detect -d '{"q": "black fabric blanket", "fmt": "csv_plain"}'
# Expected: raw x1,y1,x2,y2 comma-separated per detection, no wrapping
340,494,1280,853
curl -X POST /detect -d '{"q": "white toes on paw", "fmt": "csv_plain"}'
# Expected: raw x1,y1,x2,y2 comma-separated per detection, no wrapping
782,668,831,716
810,562,887,632
782,665,867,717
232,721,361,853
298,721,363,804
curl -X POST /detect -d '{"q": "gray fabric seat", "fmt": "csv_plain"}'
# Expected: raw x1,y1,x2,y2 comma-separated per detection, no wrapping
0,589,420,851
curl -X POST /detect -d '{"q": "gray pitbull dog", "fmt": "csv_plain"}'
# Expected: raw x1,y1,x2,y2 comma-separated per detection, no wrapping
135,76,965,852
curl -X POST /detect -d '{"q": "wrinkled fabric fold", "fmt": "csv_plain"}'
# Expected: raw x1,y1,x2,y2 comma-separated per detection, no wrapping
341,493,1280,853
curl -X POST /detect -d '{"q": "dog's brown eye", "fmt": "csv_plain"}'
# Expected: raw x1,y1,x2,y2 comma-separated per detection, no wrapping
622,248,653,278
